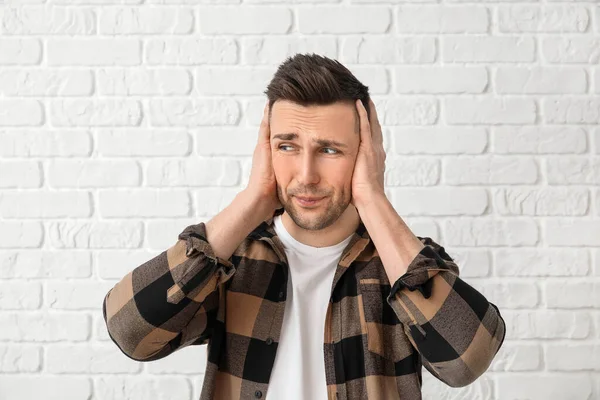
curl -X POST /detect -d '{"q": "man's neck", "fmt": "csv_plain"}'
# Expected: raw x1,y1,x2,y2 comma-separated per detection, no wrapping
280,205,360,248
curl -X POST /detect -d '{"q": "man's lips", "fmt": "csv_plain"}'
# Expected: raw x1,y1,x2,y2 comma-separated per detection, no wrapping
295,196,324,201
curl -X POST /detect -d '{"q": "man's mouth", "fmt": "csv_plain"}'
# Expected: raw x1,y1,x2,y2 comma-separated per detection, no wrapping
295,196,325,207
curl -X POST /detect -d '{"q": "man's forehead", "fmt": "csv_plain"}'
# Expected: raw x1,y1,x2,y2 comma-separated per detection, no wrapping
270,100,360,134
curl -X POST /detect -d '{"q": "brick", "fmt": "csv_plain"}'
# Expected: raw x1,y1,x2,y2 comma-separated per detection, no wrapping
0,69,93,96
53,0,142,3
341,36,436,64
443,36,535,62
395,66,487,93
149,99,240,126
0,345,41,373
495,248,590,277
97,249,161,280
543,97,600,124
373,98,438,125
390,187,488,215
0,191,92,218
0,377,91,400
192,188,239,216
0,130,91,157
97,69,191,95
383,157,440,186
471,281,539,308
198,7,291,34
493,126,587,154
397,6,488,33
146,38,238,65
0,313,90,341
242,37,337,64
503,311,590,339
444,156,538,184
0,38,41,65
444,218,538,246
146,218,200,248
0,161,42,188
450,249,491,278
47,281,115,310
490,344,542,371
50,100,142,127
543,37,600,63
99,7,194,34
0,6,96,34
496,67,587,94
46,344,141,373
48,160,140,187
97,129,190,156
95,376,192,399
545,282,600,309
546,157,600,185
0,250,92,279
0,282,41,309
48,39,141,66
48,221,143,249
493,187,589,216
0,100,44,126
444,97,536,124
546,219,600,246
195,67,274,95
498,376,593,399
391,127,487,154
546,344,600,371
98,189,190,217
146,158,240,186
298,7,390,33
498,5,589,32
194,128,257,156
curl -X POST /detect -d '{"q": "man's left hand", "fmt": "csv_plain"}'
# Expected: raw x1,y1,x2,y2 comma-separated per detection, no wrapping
351,98,386,208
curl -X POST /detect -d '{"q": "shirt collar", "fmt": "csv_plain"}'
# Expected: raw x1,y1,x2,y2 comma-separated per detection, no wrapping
247,207,372,269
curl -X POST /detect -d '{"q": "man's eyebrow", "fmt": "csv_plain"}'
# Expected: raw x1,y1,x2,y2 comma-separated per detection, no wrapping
271,133,349,149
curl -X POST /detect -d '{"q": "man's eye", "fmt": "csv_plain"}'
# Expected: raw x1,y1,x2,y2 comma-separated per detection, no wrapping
278,145,338,154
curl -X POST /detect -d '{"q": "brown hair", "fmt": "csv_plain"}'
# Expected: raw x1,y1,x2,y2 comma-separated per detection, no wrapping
264,53,371,131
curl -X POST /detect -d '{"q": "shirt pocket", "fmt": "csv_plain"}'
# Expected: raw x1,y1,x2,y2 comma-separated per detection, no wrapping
358,278,406,363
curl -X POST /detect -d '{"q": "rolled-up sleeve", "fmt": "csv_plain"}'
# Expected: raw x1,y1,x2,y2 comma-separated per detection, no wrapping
386,237,506,387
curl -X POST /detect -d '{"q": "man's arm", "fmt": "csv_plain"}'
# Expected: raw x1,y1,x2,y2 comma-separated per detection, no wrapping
102,189,272,361
357,192,506,387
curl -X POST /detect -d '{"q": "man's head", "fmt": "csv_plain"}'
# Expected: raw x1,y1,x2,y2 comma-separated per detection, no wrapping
264,53,371,232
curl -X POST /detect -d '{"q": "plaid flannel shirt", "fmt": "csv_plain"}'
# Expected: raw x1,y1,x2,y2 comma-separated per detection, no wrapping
103,207,506,400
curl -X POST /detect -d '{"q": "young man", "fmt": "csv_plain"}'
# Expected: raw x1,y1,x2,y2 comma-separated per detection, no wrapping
102,54,506,400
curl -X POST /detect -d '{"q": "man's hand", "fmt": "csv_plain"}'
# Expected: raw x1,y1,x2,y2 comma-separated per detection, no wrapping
351,98,386,208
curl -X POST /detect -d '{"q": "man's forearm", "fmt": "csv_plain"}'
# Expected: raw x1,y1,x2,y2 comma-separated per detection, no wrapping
205,190,274,261
356,191,425,285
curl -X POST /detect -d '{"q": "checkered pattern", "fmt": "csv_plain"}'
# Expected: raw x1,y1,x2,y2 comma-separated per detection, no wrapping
103,207,506,399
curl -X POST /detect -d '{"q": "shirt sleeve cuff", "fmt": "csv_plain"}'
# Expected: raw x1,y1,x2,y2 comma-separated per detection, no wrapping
387,239,457,301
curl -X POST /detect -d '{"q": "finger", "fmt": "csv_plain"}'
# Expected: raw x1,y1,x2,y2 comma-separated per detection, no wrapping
260,100,271,143
356,99,373,147
368,98,384,146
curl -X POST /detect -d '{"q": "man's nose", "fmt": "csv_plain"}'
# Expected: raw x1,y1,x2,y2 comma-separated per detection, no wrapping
297,153,320,185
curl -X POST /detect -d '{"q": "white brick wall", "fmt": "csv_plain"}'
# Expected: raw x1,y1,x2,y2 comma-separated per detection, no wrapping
0,2,598,399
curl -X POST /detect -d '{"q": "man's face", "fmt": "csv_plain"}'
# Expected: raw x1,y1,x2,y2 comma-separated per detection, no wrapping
270,99,360,231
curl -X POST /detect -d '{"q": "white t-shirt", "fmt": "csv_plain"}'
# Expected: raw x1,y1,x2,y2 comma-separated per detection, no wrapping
266,214,354,400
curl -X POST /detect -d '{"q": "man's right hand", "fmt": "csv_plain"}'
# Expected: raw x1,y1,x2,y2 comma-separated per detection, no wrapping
244,100,283,217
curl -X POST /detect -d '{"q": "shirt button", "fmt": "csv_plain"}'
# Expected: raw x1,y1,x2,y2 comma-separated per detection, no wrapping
266,337,273,345
255,390,263,398
278,291,284,299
